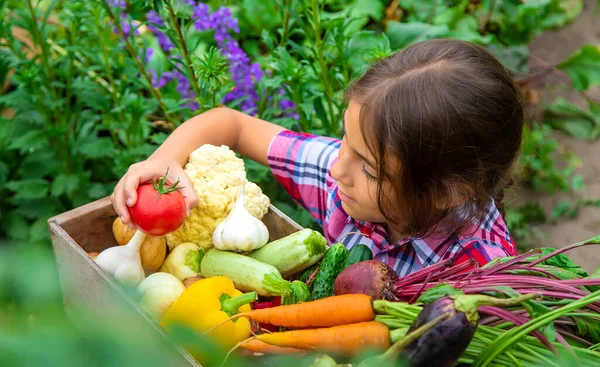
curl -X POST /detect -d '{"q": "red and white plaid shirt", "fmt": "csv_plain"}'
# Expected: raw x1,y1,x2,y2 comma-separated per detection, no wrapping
267,130,517,277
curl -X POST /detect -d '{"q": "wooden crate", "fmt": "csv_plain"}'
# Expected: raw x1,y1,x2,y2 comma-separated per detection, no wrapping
48,196,303,367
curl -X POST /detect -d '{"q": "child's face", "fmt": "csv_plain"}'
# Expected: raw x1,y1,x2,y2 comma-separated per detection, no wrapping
330,100,396,224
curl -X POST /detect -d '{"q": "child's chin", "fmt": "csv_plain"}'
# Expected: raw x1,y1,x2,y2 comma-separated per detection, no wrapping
341,201,362,219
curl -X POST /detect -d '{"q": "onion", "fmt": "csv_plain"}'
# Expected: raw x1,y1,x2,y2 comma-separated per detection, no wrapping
333,260,399,300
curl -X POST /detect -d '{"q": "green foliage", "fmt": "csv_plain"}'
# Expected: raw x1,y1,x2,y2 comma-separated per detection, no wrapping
543,97,600,140
518,124,582,193
505,202,547,251
558,45,600,92
0,0,598,250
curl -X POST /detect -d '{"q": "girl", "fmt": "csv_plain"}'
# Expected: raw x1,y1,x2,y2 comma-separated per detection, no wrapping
111,39,524,276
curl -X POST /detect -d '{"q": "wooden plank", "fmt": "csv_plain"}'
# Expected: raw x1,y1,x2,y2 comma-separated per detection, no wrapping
48,197,116,253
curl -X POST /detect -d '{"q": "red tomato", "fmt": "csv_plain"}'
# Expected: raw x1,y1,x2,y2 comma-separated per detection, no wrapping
128,172,186,236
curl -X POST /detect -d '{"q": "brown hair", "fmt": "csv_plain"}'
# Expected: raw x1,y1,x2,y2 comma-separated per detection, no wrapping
345,39,524,237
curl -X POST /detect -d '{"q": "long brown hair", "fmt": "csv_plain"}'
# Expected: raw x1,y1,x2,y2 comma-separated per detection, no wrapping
345,39,524,237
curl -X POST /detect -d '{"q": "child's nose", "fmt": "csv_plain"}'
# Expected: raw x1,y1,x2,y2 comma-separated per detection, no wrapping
330,156,351,186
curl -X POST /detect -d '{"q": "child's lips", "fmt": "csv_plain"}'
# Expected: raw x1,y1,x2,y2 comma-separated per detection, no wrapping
338,188,354,203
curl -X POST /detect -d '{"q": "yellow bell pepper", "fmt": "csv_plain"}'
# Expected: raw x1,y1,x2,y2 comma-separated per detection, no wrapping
160,276,256,349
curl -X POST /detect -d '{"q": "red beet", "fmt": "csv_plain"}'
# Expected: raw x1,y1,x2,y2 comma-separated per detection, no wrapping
333,260,399,300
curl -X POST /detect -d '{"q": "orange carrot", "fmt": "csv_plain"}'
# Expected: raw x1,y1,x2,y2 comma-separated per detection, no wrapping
239,294,375,328
255,321,390,356
240,339,306,355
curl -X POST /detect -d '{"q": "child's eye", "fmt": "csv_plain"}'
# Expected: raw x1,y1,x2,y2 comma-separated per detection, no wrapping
361,165,377,181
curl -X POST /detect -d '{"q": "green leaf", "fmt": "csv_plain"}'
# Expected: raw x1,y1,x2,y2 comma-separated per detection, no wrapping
551,200,572,219
351,0,384,21
573,314,600,343
88,183,110,200
5,179,49,200
385,21,450,49
543,97,596,139
584,234,600,245
8,130,49,153
51,174,79,197
0,161,8,185
1,212,29,241
448,17,494,44
77,137,114,159
523,300,557,343
244,158,270,183
149,132,168,145
30,217,50,244
537,247,589,277
417,283,464,304
13,198,59,221
558,45,600,92
571,175,585,191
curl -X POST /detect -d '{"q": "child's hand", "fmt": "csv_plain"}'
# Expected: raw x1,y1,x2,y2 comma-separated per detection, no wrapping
111,159,199,229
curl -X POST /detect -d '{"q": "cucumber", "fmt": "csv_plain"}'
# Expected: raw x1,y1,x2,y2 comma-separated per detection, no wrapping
342,244,373,269
300,263,319,282
310,243,348,300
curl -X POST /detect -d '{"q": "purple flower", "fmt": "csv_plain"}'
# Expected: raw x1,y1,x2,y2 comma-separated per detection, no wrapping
108,0,126,8
146,10,175,52
278,89,299,119
192,3,212,31
111,14,140,38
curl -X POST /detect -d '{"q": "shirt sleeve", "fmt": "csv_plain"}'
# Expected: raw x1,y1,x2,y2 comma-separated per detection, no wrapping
267,130,341,226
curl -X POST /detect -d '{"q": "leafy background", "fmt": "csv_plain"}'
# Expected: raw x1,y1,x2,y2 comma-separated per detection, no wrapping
1,0,600,364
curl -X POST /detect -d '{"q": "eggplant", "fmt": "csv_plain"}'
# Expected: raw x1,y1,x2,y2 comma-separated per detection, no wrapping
401,293,539,367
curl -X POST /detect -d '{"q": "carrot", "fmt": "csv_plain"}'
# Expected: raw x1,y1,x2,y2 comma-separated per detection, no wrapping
238,294,375,328
240,339,306,355
255,321,390,355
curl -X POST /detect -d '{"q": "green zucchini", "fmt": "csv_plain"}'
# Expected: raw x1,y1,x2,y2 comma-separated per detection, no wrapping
248,228,327,278
342,244,373,269
311,243,348,300
200,249,290,297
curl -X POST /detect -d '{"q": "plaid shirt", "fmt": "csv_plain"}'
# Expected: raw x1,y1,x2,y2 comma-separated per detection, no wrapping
267,130,517,277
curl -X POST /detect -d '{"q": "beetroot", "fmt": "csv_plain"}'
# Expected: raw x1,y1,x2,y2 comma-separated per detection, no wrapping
333,260,399,300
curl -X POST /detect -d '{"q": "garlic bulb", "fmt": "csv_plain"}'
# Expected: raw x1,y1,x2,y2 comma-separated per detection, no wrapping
212,176,269,252
96,230,147,286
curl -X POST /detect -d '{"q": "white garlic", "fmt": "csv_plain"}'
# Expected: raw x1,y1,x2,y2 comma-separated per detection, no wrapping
212,175,269,252
95,230,147,286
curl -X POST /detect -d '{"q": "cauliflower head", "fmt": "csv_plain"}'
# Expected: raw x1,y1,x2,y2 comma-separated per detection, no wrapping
165,144,270,250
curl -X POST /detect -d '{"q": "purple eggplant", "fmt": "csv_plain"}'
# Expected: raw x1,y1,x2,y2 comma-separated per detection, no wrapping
401,293,538,367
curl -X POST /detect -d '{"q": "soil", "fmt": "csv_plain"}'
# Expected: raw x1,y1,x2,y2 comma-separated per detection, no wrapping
516,0,600,273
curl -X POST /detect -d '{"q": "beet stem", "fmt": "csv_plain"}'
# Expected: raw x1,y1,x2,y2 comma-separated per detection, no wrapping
478,249,543,277
478,306,557,353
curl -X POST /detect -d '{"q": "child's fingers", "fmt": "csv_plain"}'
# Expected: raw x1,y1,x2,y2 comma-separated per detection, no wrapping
180,176,199,215
111,179,131,225
122,164,158,208
164,167,198,215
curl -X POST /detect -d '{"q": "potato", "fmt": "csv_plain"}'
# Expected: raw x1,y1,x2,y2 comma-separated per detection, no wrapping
112,217,167,275
182,276,204,288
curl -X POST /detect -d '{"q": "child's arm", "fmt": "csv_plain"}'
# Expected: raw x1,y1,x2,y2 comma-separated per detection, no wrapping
111,107,284,226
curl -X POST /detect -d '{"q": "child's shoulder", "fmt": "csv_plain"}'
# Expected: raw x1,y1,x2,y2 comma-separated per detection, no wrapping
444,200,517,265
